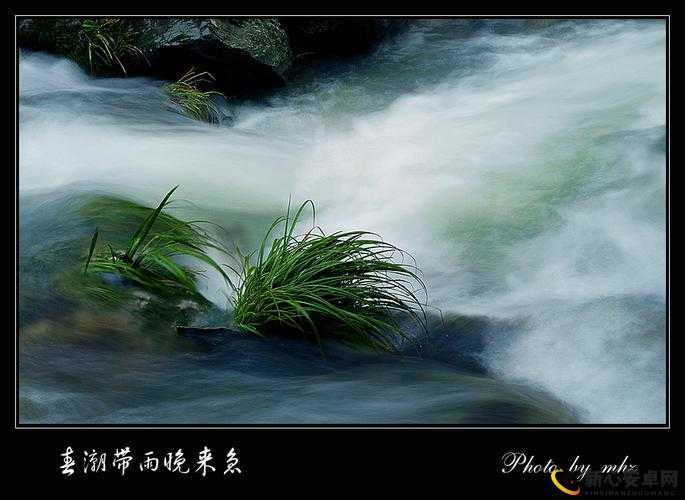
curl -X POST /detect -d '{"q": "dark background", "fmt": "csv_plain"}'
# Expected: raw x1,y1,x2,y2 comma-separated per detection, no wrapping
6,428,682,493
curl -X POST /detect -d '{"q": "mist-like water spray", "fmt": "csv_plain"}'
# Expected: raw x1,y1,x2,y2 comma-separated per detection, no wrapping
19,19,666,423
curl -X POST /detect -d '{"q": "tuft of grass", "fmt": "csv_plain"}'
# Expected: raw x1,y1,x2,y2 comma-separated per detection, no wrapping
163,69,225,123
229,201,427,351
84,186,231,303
77,18,150,76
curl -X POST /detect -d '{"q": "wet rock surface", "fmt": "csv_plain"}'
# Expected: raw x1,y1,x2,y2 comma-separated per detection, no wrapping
18,17,402,97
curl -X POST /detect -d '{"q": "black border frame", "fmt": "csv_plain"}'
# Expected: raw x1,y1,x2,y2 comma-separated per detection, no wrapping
12,13,671,431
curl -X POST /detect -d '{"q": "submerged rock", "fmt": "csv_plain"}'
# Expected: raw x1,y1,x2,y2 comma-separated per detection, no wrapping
176,326,241,336
19,189,230,328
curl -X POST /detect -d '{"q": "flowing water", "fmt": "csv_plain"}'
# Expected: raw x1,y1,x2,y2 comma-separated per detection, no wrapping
18,19,666,424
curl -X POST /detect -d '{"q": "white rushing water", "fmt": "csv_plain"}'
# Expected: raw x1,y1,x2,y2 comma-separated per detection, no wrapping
19,19,666,423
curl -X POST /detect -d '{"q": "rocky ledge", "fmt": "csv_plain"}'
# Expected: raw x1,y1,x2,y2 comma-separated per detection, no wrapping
18,17,407,97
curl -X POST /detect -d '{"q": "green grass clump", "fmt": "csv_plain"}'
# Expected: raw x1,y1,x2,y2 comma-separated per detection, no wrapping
229,201,427,351
163,69,225,123
77,18,150,75
84,186,230,303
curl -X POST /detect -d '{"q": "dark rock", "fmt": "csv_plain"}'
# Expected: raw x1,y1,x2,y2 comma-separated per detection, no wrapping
18,17,95,70
18,17,293,96
176,326,241,336
19,17,152,77
142,18,292,96
17,17,404,97
281,18,403,57
18,17,78,53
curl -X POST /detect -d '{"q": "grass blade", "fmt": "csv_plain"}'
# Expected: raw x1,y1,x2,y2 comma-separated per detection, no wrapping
84,228,99,274
125,185,179,261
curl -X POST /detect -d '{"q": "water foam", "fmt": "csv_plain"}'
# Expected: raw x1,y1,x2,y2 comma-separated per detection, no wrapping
19,20,666,423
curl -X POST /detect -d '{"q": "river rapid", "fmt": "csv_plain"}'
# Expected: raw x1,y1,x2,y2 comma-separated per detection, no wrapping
19,19,666,424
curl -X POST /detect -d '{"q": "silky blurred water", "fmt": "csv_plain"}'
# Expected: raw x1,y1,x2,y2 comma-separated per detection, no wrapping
19,19,666,424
